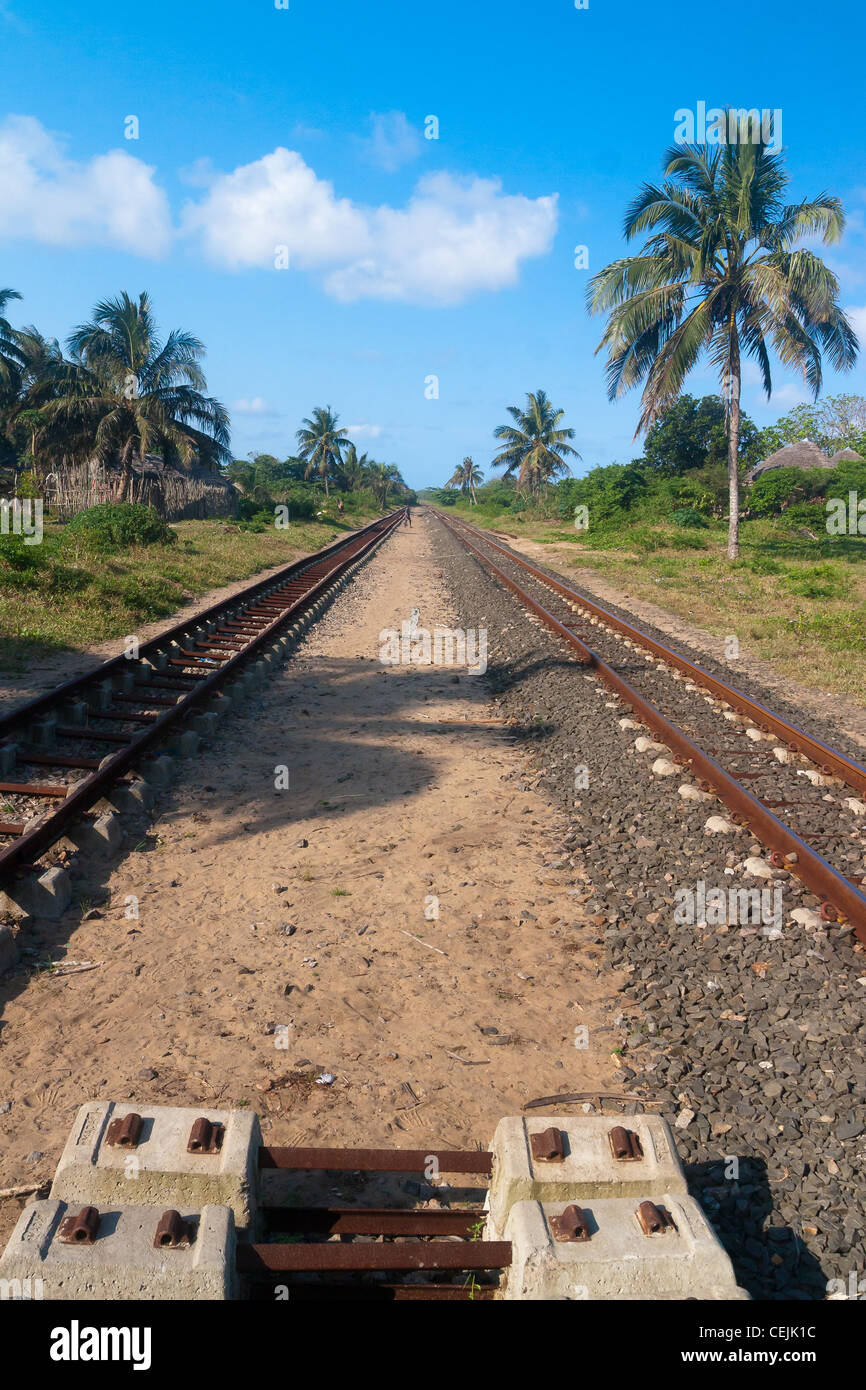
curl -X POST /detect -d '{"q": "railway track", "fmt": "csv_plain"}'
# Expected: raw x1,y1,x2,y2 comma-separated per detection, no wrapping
434,509,866,943
0,510,406,902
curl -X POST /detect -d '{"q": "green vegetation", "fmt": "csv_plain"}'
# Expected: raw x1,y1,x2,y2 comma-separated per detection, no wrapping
63,502,176,551
423,380,866,700
434,468,866,698
587,111,858,558
0,511,378,671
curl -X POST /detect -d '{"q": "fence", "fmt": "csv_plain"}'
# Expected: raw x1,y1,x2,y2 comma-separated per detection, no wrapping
42,462,238,522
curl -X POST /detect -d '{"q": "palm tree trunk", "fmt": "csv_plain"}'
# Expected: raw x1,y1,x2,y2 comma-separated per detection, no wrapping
727,350,741,562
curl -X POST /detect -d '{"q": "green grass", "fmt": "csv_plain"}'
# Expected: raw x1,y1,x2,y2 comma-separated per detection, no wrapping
439,499,866,701
0,509,379,671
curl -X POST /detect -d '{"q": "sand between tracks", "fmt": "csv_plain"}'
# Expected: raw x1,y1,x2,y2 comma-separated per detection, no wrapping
0,517,620,1234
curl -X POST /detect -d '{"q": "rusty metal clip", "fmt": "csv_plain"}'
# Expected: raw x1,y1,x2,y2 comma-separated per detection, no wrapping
187,1117,224,1154
609,1125,643,1162
636,1200,676,1236
59,1205,101,1245
530,1126,565,1163
105,1112,144,1148
153,1210,192,1249
550,1203,591,1243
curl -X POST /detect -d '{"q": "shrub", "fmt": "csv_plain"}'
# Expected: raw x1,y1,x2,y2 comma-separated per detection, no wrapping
781,501,827,530
670,507,708,528
780,563,850,600
747,466,829,517
63,503,176,551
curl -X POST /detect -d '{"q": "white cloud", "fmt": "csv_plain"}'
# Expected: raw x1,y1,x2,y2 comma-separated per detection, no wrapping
183,149,558,305
0,116,172,257
361,111,423,172
231,396,273,415
182,148,368,271
847,304,866,340
346,422,383,439
770,382,811,409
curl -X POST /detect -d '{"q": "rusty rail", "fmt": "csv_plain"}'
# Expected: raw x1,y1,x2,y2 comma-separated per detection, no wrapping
262,1207,486,1236
0,511,405,884
237,1241,511,1274
436,510,866,942
440,512,866,797
259,1146,492,1174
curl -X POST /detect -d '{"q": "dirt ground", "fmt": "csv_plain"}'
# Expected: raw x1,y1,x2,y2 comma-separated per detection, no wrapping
0,514,620,1240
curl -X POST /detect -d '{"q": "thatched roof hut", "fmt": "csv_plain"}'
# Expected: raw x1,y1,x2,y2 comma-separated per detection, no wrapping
829,447,864,464
746,439,835,484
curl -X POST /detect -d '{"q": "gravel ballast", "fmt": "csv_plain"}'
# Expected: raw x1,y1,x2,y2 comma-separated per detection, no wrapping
429,510,866,1301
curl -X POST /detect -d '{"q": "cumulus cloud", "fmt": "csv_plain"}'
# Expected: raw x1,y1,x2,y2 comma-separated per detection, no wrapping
346,422,383,439
231,396,273,415
361,111,423,172
0,115,172,257
183,148,558,305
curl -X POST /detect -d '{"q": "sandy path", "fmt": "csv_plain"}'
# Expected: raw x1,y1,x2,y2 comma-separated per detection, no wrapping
0,515,618,1236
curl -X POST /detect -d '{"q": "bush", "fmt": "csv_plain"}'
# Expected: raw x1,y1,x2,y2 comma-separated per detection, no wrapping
781,501,827,530
63,503,176,551
780,563,850,600
670,507,708,528
747,466,830,517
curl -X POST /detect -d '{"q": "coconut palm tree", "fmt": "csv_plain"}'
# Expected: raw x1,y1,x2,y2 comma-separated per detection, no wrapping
370,461,402,509
37,292,230,500
587,114,858,559
492,390,579,498
446,456,483,503
0,289,24,394
296,406,350,497
8,328,66,479
340,443,376,492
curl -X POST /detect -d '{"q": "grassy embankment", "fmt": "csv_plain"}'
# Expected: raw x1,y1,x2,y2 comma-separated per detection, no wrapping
438,498,866,701
0,507,381,672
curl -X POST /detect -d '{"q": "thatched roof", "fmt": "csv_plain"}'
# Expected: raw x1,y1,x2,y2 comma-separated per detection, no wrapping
830,447,864,464
747,439,834,484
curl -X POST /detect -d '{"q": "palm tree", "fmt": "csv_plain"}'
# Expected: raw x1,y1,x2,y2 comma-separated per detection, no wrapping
492,390,579,498
0,289,24,394
587,115,858,559
39,292,230,500
8,328,65,479
370,461,401,509
296,406,350,498
340,443,376,492
446,456,483,503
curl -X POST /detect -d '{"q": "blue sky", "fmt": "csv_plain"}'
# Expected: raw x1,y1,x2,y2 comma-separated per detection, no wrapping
1,0,865,489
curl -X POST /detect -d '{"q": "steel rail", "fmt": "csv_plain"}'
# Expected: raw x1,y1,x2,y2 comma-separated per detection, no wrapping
261,1207,486,1236
237,1241,512,1274
436,510,866,941
0,511,405,883
259,1145,493,1175
0,514,401,740
438,511,866,797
